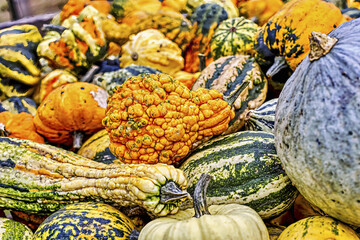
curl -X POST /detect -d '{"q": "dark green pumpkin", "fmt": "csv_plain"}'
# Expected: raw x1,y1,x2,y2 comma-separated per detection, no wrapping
92,64,161,96
191,55,268,135
0,96,37,116
77,129,118,164
0,78,35,100
33,202,136,240
274,19,360,227
210,17,259,61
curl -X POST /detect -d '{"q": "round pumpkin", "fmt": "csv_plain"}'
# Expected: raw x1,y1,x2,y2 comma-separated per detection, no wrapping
34,202,137,240
278,216,360,240
120,29,184,75
274,19,360,227
0,217,34,240
34,82,108,147
138,174,269,240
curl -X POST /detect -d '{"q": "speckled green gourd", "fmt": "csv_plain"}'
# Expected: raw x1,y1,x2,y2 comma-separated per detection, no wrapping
179,131,298,219
0,217,34,240
0,137,189,217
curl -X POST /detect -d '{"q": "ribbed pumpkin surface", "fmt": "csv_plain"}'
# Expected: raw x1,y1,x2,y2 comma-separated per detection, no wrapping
180,131,298,219
245,98,277,133
210,17,259,60
34,202,136,240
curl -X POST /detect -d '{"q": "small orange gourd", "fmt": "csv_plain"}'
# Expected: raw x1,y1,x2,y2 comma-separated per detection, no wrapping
34,82,108,148
0,111,44,143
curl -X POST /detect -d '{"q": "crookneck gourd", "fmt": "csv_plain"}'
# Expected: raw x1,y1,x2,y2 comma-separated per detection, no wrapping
37,5,107,74
102,73,235,165
191,55,268,135
120,29,184,75
0,137,189,217
255,0,348,77
138,173,270,240
274,19,360,227
33,82,108,148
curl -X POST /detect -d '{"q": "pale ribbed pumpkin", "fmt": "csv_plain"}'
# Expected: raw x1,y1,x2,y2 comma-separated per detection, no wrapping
120,29,184,75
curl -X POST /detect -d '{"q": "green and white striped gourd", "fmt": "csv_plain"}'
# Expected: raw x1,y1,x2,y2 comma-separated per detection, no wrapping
0,137,189,217
34,202,136,240
244,98,277,133
210,17,260,60
0,217,33,240
179,131,298,219
191,55,268,135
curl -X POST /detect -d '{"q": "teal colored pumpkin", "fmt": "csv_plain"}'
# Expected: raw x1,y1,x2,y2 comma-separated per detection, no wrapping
210,17,259,60
34,202,137,240
275,19,360,227
0,217,34,240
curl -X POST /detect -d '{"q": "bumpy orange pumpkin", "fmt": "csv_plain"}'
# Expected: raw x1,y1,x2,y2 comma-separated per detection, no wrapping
0,111,44,143
103,73,235,165
34,82,108,147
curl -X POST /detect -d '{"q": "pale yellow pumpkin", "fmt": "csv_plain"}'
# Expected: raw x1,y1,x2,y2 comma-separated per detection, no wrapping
120,29,184,75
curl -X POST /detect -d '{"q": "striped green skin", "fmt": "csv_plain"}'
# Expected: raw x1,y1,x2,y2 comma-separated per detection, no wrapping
210,17,259,60
0,137,188,217
0,217,33,240
34,202,135,240
77,129,118,164
191,55,268,135
0,77,35,100
180,131,298,219
0,96,37,116
0,25,42,86
92,65,161,96
245,98,277,133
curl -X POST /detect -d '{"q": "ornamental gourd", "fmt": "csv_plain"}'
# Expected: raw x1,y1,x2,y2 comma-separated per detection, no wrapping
139,173,270,240
59,0,111,22
0,111,45,143
34,82,108,148
192,55,268,135
34,202,136,240
210,17,259,60
120,29,184,75
102,73,235,165
255,0,348,77
274,18,360,227
184,3,229,73
278,216,360,240
37,6,107,73
0,96,37,116
0,217,34,240
183,0,239,19
0,137,189,217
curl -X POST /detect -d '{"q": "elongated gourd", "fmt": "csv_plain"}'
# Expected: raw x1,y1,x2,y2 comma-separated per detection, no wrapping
0,137,189,217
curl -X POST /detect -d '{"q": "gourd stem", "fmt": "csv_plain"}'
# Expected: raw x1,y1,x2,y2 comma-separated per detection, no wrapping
0,123,10,137
309,31,338,62
73,131,84,149
80,65,100,82
266,56,288,78
198,53,206,71
160,181,190,203
193,173,212,218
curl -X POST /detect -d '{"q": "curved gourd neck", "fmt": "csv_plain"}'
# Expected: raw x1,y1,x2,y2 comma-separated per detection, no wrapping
193,173,212,218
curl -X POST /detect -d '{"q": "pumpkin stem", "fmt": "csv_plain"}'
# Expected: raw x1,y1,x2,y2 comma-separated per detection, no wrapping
198,53,206,71
73,131,84,149
160,181,190,204
0,123,10,137
309,31,338,62
80,65,100,82
266,56,288,78
193,173,212,218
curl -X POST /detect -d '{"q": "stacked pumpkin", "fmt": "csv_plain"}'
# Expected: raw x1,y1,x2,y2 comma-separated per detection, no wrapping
0,0,360,239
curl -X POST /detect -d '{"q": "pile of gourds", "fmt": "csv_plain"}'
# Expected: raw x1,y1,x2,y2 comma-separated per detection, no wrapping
0,0,360,239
